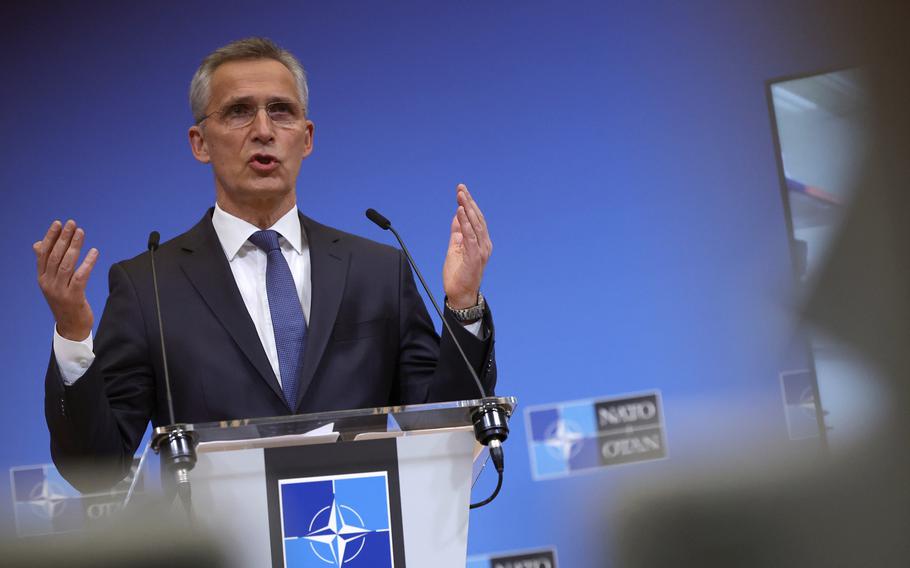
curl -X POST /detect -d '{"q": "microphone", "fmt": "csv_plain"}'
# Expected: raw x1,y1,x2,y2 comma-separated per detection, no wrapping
365,208,391,230
365,208,509,509
147,231,197,520
147,231,175,424
366,208,487,399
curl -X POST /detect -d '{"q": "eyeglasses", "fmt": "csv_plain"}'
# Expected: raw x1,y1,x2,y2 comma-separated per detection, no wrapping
196,101,305,129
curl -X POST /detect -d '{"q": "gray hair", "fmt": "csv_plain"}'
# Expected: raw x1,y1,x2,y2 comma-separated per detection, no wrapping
189,37,309,123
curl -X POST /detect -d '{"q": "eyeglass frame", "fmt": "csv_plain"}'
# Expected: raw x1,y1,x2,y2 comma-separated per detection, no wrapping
195,100,306,129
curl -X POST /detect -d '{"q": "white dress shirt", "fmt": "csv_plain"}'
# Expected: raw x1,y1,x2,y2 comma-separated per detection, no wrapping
211,203,311,386
53,203,480,386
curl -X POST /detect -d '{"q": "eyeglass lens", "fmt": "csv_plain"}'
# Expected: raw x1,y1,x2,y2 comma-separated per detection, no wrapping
221,102,302,128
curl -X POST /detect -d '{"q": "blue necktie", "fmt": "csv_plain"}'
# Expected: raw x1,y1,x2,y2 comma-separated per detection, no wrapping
248,230,306,408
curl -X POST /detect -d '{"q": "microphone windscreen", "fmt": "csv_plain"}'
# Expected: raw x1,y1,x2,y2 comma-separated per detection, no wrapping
148,231,161,251
365,208,391,230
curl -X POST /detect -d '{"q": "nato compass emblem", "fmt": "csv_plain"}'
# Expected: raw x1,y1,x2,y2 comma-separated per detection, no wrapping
26,475,69,519
279,472,394,567
542,419,585,462
526,392,666,479
10,464,80,536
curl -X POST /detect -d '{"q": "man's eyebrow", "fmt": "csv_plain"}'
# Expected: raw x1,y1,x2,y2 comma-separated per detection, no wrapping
219,95,297,106
266,96,298,104
219,95,255,106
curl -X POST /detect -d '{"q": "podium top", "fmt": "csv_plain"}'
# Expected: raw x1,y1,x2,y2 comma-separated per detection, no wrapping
154,396,517,444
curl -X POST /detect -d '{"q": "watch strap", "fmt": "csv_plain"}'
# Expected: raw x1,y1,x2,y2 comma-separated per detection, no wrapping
445,292,485,322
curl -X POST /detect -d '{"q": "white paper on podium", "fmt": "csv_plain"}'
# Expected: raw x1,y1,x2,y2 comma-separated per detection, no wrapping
196,422,337,453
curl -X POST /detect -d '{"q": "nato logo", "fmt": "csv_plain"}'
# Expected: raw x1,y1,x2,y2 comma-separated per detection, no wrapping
9,463,131,537
278,471,394,567
467,547,558,568
780,369,821,440
526,392,666,479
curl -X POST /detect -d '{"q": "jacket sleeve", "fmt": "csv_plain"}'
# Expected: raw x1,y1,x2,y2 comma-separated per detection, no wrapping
44,262,156,493
394,250,497,404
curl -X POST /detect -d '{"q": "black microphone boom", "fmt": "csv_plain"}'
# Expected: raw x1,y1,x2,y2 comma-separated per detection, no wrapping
147,231,198,521
365,208,509,509
365,208,486,399
147,231,175,424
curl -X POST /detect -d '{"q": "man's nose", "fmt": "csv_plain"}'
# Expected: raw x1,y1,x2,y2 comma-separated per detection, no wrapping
249,107,275,142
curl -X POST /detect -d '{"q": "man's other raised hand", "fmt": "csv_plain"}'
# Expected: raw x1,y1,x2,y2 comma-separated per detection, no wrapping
443,184,492,310
34,220,99,341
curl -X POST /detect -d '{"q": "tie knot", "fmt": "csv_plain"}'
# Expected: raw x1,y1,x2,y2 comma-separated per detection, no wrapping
248,230,282,253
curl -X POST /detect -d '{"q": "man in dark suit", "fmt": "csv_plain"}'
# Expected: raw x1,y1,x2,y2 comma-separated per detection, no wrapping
34,38,495,492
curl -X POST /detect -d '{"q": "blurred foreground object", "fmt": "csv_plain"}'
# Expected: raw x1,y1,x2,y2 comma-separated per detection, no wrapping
613,1,909,566
0,503,226,568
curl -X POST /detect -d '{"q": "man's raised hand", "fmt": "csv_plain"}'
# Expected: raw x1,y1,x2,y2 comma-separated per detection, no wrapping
442,184,492,309
34,220,99,341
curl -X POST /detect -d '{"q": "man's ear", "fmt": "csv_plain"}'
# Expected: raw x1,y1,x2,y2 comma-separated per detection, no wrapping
188,125,211,163
301,120,315,159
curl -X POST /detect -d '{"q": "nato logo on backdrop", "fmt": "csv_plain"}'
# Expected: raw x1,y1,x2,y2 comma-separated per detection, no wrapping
10,463,135,537
278,471,394,568
525,392,666,479
467,547,558,568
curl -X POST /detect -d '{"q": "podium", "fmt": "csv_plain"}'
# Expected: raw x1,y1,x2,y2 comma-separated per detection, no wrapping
123,397,516,567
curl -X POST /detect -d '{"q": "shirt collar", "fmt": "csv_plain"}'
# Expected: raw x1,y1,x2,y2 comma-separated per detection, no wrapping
212,203,304,261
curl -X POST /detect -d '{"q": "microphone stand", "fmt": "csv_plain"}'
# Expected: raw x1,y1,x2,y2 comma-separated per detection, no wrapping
365,209,510,508
147,231,198,523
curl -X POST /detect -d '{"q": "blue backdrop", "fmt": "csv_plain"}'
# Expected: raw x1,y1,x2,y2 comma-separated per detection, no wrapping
2,1,850,564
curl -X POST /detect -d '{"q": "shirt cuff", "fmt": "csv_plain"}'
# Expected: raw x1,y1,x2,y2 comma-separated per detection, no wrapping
462,320,483,338
53,327,95,385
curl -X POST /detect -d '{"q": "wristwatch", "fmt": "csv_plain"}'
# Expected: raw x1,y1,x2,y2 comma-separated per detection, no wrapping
445,292,486,322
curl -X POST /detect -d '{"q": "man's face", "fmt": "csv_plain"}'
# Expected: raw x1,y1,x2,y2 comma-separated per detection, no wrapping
188,59,314,211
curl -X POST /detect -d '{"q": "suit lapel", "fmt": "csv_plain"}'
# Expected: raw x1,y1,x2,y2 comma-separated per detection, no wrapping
296,213,349,410
177,210,288,408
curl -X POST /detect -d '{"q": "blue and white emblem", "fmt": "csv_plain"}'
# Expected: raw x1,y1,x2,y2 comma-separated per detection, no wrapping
279,471,394,567
526,392,666,479
542,418,585,462
10,464,85,536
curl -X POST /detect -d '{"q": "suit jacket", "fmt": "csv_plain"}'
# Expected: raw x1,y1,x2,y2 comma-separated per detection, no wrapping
44,209,496,491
